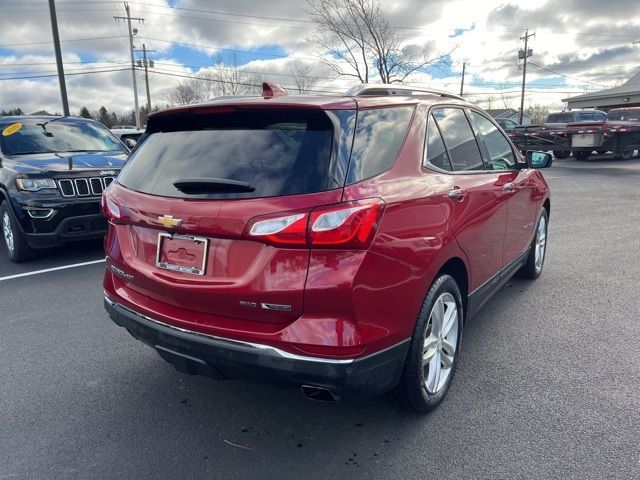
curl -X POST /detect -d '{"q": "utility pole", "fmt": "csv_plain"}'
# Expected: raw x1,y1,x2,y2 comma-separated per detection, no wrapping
48,0,69,116
135,44,155,117
114,3,144,129
518,30,535,124
460,62,466,96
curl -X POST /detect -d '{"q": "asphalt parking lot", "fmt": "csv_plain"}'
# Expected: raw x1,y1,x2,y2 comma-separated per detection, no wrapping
1,155,639,480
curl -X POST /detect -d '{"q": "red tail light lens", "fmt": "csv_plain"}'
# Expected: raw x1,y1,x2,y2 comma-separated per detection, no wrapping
246,199,384,249
309,200,384,248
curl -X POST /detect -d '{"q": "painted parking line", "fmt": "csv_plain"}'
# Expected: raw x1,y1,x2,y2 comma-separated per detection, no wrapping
0,258,106,283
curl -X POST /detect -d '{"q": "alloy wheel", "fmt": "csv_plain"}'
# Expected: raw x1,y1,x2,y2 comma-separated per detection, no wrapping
3,211,14,254
534,215,547,273
422,292,459,394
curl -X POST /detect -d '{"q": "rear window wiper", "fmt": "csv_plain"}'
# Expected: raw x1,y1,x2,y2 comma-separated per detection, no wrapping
173,177,255,194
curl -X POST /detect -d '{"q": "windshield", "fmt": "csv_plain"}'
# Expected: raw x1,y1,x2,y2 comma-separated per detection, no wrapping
0,118,126,156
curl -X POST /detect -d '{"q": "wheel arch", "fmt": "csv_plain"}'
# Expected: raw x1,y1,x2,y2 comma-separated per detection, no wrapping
435,257,469,322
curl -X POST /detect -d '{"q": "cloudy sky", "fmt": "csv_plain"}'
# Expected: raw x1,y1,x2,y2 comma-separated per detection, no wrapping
0,0,639,115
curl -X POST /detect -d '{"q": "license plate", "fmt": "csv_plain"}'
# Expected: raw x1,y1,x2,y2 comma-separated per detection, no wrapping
156,233,208,276
572,133,599,147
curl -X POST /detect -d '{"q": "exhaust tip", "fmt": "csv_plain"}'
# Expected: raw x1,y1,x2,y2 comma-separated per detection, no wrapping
301,385,337,402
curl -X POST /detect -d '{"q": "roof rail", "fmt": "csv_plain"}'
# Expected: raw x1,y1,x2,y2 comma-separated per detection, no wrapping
344,83,464,101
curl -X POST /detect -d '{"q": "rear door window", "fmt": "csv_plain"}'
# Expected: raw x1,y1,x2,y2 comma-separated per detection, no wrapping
346,106,414,184
432,108,485,171
118,109,336,199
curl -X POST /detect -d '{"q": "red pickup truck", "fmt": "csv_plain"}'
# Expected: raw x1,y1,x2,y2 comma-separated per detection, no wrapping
566,108,640,160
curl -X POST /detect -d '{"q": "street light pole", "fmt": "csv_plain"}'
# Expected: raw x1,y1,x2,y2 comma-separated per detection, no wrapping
460,62,466,97
48,0,69,116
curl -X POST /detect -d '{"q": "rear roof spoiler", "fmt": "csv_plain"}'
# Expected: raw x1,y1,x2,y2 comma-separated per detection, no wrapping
345,83,464,101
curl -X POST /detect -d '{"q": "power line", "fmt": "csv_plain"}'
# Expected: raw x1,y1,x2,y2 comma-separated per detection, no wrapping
0,67,130,81
0,35,127,48
138,36,316,61
528,62,607,88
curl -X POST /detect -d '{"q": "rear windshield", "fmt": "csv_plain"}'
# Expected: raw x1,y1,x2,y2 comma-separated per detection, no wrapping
118,109,335,199
607,110,640,121
0,118,126,156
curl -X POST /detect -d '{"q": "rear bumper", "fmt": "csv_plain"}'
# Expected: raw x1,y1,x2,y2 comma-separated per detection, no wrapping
104,296,409,401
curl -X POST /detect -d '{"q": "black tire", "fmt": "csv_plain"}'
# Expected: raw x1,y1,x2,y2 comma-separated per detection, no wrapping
517,209,548,279
614,148,634,160
572,151,591,161
596,149,608,155
391,274,464,413
1,201,35,262
553,150,570,159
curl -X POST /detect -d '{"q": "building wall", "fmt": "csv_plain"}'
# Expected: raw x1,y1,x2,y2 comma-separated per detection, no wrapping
567,93,640,110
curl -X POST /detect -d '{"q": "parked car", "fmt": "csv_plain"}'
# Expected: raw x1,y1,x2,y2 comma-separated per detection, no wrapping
109,127,144,148
509,109,607,159
566,107,640,160
102,83,551,412
0,116,128,261
495,118,519,132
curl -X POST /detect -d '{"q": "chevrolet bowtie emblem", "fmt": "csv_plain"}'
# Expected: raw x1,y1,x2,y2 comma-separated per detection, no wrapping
157,215,182,228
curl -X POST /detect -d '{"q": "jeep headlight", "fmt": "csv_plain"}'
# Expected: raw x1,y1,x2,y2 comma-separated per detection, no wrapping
15,178,57,191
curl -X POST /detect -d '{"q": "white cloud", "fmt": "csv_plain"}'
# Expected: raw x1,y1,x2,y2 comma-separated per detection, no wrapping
0,0,639,115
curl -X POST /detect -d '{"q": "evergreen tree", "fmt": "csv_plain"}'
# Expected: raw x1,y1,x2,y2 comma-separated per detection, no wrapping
96,106,111,127
78,106,92,119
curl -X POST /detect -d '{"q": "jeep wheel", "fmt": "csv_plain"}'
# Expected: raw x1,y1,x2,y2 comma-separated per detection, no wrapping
391,274,463,413
1,201,35,262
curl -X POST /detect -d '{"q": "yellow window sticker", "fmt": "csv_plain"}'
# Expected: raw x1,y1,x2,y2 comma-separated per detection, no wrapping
2,122,23,136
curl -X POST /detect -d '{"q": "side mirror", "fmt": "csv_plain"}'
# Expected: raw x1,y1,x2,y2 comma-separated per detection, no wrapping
526,151,552,169
124,138,137,149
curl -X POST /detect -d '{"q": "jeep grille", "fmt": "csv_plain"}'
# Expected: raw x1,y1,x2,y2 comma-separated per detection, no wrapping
58,177,115,197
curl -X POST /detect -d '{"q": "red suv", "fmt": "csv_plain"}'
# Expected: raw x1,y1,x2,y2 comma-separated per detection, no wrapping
103,84,551,412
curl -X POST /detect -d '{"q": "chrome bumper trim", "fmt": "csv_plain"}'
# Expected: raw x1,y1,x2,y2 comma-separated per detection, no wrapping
104,295,358,364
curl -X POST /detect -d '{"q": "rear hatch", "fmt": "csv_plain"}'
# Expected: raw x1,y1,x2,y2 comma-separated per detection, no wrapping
105,104,355,326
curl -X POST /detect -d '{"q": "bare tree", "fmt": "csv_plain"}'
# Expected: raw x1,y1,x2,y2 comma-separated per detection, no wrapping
307,0,453,84
483,95,496,110
203,54,263,97
163,55,263,106
498,83,512,109
290,62,321,93
525,104,550,124
163,78,207,106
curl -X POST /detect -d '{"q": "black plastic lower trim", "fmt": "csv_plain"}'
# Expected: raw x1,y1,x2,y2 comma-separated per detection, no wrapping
467,247,529,318
104,297,410,401
24,214,107,248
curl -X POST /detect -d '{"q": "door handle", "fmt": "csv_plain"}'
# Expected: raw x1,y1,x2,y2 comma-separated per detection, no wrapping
448,187,468,201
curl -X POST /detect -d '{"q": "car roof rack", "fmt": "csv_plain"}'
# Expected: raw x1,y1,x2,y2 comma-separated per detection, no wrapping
345,83,464,101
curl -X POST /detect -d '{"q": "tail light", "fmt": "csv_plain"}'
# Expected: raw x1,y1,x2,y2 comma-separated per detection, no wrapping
246,199,385,249
101,189,124,224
